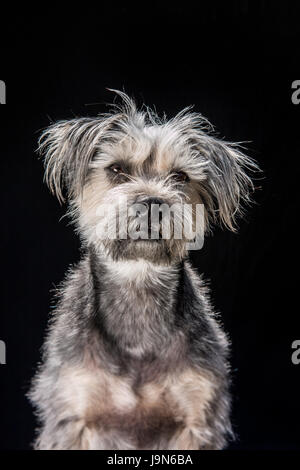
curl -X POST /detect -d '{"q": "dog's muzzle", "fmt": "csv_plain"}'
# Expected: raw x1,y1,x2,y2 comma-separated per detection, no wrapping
134,197,166,240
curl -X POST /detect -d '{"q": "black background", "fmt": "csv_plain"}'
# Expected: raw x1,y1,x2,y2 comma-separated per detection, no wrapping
1,2,300,450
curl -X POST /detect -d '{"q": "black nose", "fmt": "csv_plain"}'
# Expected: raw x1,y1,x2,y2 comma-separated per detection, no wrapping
140,197,165,208
139,198,165,234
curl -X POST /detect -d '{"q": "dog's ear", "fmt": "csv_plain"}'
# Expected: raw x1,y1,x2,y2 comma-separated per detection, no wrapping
38,91,139,203
195,134,259,231
38,117,113,203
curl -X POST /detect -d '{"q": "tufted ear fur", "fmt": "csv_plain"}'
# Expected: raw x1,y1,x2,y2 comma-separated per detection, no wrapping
38,117,115,203
194,134,258,231
37,92,141,204
161,108,260,232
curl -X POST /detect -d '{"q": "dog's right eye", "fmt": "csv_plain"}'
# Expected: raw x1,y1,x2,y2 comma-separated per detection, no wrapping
108,164,123,174
106,163,130,183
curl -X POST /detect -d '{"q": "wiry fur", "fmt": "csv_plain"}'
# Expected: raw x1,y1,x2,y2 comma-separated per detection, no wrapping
29,91,258,450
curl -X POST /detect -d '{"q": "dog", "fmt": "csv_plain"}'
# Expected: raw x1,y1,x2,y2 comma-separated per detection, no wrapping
29,91,258,450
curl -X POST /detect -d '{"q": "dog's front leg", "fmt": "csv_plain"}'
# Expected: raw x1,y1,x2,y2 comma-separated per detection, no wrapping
168,426,211,450
35,418,105,450
37,418,138,450
166,367,221,450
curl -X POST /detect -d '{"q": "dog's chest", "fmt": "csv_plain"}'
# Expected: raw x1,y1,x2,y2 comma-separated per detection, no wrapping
58,357,214,449
60,363,179,424
99,376,180,448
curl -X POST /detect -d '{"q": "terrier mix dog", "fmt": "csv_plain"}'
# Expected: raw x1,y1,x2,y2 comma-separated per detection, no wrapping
29,91,257,450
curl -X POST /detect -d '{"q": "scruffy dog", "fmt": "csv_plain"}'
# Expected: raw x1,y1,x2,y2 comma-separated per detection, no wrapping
29,91,257,450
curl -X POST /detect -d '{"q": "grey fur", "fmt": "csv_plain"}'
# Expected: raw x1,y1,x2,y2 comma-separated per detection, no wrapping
29,91,258,450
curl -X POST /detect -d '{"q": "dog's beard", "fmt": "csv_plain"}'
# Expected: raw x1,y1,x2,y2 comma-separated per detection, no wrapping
100,237,187,264
78,200,197,263
92,200,192,263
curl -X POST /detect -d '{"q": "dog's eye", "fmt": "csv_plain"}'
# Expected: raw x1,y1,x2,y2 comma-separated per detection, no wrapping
106,163,130,184
109,164,124,174
171,171,189,183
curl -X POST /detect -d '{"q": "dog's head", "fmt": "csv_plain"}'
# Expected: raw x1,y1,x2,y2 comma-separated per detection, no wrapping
39,91,258,264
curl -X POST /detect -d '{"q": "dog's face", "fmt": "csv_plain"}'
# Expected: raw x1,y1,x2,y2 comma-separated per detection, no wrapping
77,128,205,263
39,92,257,264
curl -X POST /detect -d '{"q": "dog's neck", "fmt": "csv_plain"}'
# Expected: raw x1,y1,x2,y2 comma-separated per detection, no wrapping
90,249,183,357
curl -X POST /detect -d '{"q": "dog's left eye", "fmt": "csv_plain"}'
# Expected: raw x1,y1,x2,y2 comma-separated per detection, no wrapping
171,171,189,183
